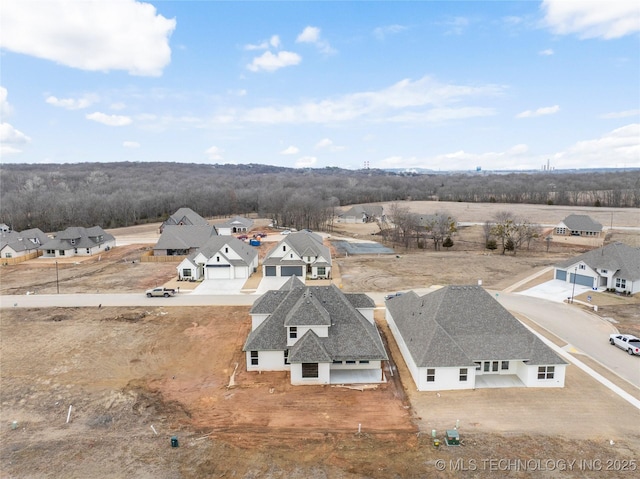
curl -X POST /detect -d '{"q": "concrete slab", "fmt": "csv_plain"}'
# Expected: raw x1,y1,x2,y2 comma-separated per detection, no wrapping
330,368,386,385
255,276,305,294
191,279,246,295
517,279,594,303
475,374,525,388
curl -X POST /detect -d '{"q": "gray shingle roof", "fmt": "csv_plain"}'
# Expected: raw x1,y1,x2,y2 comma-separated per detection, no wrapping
1,228,48,252
556,242,640,280
154,225,217,251
217,216,254,229
386,286,567,368
289,330,333,363
560,214,602,232
339,204,384,218
190,235,257,265
263,230,332,267
244,284,387,361
39,226,114,251
164,208,209,227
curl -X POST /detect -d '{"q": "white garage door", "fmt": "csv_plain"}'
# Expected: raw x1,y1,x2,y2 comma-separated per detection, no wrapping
207,265,231,279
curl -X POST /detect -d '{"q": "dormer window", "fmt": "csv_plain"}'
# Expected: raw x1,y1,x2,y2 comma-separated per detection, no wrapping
283,245,287,252
225,247,229,253
216,256,220,262
289,327,297,339
70,239,76,245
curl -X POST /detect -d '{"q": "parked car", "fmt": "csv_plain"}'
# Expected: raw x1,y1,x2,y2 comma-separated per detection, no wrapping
385,292,403,301
280,230,291,235
253,232,267,238
609,334,640,355
146,287,176,298
237,234,249,240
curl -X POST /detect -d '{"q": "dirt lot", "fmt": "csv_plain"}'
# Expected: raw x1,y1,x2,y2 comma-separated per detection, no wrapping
1,203,639,478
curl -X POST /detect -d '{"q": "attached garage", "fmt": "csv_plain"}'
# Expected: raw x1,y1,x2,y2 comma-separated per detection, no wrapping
281,266,304,277
206,264,231,279
265,266,276,277
570,272,593,287
555,270,566,281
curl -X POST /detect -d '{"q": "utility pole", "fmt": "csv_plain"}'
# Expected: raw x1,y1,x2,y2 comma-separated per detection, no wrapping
55,260,60,294
570,266,577,304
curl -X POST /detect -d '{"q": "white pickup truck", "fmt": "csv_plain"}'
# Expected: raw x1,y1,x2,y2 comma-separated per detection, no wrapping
145,287,176,298
609,334,640,356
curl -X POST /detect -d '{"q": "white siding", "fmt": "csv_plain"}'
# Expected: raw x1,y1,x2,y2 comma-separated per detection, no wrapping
416,366,477,391
290,363,331,385
518,363,566,388
246,350,288,372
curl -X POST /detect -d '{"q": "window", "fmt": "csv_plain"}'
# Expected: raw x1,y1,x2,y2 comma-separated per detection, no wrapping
483,362,490,372
47,250,55,255
182,269,192,277
616,278,626,289
4,252,12,258
426,368,435,382
302,363,318,378
283,245,287,252
360,360,369,364
601,269,608,274
225,247,229,253
216,256,220,262
459,368,468,382
537,366,555,380
284,350,289,365
501,361,509,370
317,267,326,276
250,351,258,366
492,361,499,372
333,360,342,364
579,264,586,270
474,362,481,370
86,248,90,254
556,227,566,235
59,250,65,256
289,327,297,339
346,360,356,364
70,239,76,245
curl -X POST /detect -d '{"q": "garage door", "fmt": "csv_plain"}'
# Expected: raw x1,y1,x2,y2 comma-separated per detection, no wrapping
265,266,276,277
570,273,593,287
206,264,231,279
281,266,304,277
555,270,567,281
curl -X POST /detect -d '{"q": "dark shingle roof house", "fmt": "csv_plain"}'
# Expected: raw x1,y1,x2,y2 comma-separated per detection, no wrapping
216,216,254,235
385,285,567,390
161,208,209,232
243,282,387,385
154,225,218,256
555,214,603,236
554,242,640,294
1,228,48,259
39,226,115,258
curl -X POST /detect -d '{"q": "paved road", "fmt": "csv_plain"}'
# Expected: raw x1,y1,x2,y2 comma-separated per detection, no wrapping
495,292,640,388
2,288,638,389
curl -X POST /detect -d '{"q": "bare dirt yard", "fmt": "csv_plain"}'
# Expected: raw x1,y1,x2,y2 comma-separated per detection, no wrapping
1,203,639,478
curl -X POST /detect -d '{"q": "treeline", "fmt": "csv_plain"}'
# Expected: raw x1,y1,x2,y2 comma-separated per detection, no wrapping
1,162,638,232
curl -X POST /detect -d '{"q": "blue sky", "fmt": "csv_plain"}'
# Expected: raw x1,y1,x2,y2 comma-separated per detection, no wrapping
1,0,638,171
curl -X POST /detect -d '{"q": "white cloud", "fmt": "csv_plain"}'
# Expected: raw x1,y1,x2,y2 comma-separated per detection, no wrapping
46,94,99,110
245,35,281,51
297,26,321,44
86,112,132,126
541,0,640,39
205,146,223,161
110,102,127,110
373,24,408,40
296,26,334,54
123,141,140,148
539,48,555,56
0,0,175,76
294,156,317,168
315,138,345,152
247,50,302,72
443,16,470,35
0,86,13,118
553,123,640,167
601,109,640,119
0,122,31,155
516,105,560,118
281,145,299,155
240,75,504,124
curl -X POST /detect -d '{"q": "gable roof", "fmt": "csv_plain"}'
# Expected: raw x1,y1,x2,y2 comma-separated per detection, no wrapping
188,235,257,265
339,204,384,218
289,330,333,363
164,208,209,227
560,214,602,232
244,284,387,362
263,230,332,266
386,286,566,368
39,226,114,250
0,228,48,252
217,216,254,229
154,225,217,251
556,242,640,280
